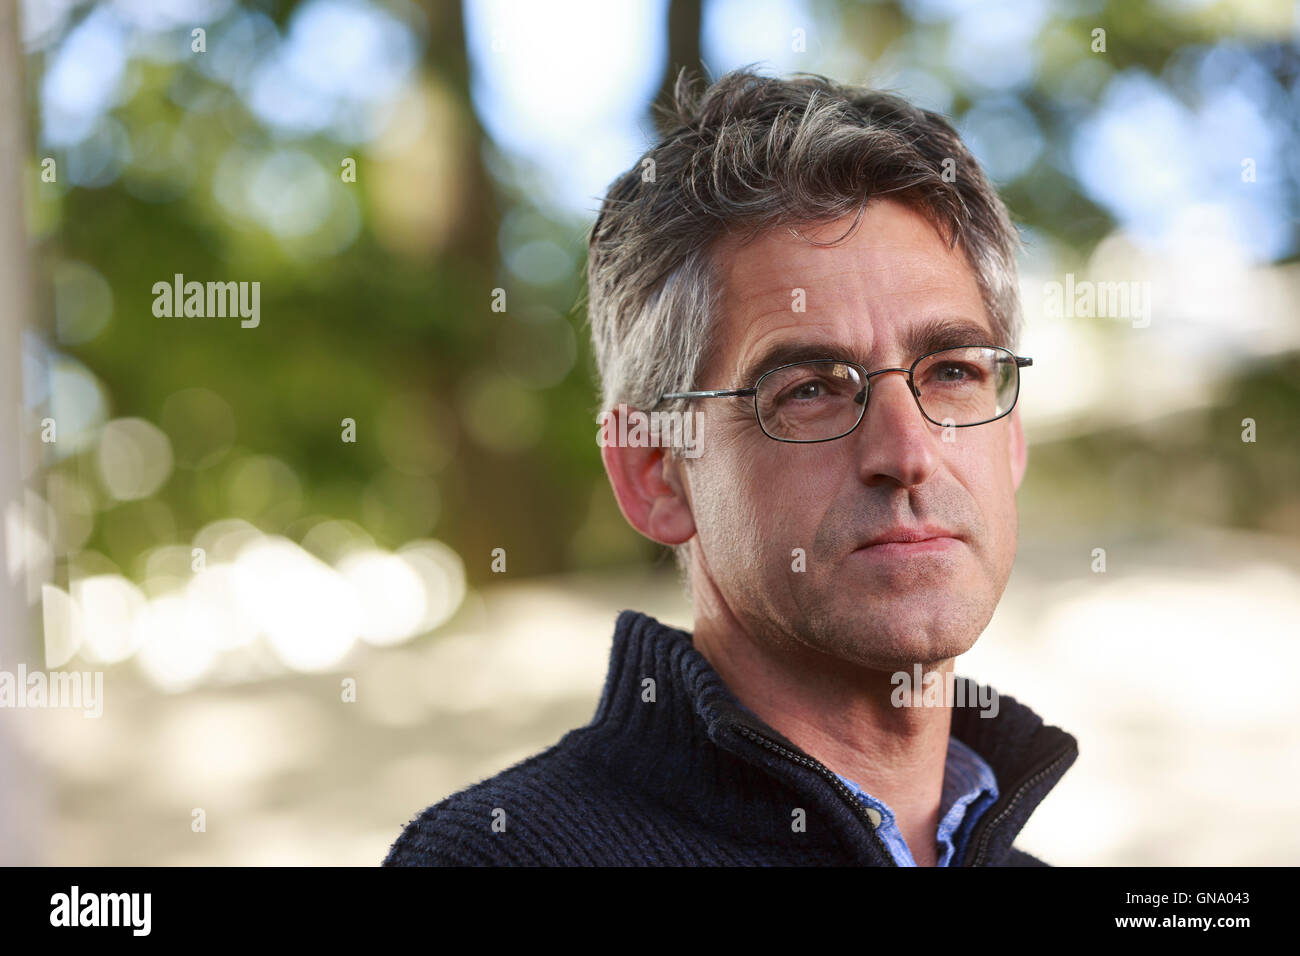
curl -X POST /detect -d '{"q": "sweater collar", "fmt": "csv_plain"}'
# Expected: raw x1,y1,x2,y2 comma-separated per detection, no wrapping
577,609,1078,865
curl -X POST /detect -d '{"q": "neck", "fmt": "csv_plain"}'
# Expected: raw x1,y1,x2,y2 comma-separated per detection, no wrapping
691,572,953,862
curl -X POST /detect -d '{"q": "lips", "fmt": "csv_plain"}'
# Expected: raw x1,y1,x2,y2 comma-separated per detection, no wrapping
848,526,963,562
857,526,958,549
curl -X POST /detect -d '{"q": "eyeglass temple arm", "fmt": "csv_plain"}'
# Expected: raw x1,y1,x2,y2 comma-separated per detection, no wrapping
656,387,757,407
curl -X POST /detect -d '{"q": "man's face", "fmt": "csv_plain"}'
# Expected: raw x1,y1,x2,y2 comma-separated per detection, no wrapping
680,200,1025,669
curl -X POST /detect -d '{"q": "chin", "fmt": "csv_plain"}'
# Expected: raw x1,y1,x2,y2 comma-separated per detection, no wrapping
807,595,991,670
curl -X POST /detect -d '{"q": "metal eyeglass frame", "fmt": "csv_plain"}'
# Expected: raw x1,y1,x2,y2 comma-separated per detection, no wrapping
655,345,1033,444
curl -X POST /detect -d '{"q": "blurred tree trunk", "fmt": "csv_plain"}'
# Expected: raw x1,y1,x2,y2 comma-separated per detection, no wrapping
428,0,498,268
0,0,39,865
655,0,703,132
421,0,579,579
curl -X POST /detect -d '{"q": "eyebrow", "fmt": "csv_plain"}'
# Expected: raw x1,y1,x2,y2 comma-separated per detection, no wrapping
735,317,998,385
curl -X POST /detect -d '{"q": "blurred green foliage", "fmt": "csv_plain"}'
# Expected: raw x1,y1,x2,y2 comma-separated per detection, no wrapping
25,0,1300,596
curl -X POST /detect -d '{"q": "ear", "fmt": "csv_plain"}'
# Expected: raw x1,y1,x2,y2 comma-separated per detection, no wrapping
1008,406,1028,490
599,406,697,546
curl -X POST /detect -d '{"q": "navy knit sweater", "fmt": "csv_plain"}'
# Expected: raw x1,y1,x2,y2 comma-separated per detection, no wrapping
383,610,1078,866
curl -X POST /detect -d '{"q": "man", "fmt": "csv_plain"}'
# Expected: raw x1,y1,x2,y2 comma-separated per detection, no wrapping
384,68,1077,867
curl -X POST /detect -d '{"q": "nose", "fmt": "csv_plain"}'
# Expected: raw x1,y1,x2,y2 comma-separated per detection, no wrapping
852,370,940,489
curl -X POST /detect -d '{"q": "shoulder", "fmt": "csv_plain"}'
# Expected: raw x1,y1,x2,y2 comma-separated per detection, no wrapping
381,732,619,866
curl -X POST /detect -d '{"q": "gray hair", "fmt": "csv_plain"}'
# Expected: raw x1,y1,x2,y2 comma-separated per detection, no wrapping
584,68,1023,578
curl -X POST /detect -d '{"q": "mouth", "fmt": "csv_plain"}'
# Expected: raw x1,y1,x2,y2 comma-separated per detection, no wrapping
851,527,962,559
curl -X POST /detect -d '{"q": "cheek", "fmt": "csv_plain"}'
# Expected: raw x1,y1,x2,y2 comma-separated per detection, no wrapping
688,444,765,548
951,433,1019,560
692,440,834,561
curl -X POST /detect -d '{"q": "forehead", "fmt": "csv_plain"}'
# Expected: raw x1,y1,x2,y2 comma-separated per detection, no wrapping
708,200,992,382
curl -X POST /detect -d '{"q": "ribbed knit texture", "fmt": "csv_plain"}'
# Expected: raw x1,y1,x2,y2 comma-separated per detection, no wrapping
383,610,1078,866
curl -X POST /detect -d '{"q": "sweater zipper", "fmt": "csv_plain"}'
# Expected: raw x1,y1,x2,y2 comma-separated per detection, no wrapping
966,748,1074,867
732,723,899,866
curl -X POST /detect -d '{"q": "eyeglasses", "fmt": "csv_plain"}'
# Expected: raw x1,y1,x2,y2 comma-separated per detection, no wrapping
656,345,1032,443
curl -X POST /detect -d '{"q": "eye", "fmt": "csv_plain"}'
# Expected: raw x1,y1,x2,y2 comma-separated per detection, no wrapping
936,363,967,381
762,362,863,411
929,361,984,385
789,380,826,400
